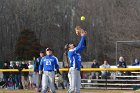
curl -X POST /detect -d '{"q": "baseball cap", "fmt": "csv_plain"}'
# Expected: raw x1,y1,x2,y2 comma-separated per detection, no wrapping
46,48,52,51
40,51,44,53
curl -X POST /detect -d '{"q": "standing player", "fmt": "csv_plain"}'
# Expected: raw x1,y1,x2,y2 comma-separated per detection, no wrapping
34,51,44,92
67,30,87,93
39,48,60,93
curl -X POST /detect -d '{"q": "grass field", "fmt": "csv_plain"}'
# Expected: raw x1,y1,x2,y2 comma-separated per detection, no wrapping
0,89,140,93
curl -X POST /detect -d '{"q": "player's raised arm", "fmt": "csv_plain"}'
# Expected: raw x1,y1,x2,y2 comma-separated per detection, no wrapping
75,31,87,51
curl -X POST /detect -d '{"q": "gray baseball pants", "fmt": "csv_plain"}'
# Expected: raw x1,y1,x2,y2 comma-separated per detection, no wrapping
68,68,81,93
42,71,56,93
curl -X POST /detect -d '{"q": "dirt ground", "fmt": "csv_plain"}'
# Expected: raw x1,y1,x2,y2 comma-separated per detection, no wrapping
0,89,140,93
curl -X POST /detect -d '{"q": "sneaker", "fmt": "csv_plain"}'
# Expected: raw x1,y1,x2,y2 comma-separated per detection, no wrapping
37,90,41,92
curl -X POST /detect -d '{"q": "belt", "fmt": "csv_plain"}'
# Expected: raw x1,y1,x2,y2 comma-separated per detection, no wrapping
47,70,54,72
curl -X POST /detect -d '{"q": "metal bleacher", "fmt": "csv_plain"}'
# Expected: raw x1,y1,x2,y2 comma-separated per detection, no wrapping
80,66,140,90
81,78,140,90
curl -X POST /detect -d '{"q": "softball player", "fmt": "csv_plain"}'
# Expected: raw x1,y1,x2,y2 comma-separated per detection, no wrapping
39,48,60,93
67,31,87,93
34,51,44,92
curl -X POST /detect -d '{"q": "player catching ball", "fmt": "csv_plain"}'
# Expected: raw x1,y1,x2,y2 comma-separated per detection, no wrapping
39,48,60,93
67,26,87,93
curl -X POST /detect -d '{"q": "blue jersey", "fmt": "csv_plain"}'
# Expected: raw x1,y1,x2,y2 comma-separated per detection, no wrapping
39,55,59,71
68,36,86,70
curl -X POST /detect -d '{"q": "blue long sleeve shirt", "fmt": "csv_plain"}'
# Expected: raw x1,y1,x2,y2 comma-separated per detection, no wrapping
68,36,86,70
39,55,59,71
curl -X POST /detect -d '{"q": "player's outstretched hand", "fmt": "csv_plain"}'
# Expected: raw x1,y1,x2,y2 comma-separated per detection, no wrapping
81,31,87,36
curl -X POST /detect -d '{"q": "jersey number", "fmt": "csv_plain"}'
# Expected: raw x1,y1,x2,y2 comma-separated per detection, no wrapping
46,60,51,65
78,55,81,61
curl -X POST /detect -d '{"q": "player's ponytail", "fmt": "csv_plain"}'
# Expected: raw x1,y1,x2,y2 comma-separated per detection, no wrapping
63,43,70,68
